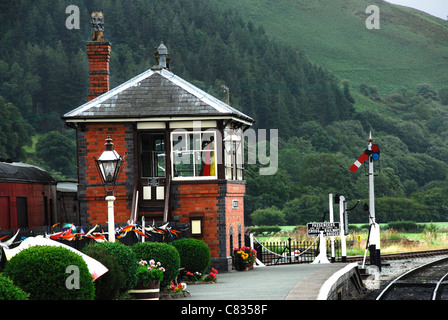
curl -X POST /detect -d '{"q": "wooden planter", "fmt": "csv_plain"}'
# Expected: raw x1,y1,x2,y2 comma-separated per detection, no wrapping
128,281,160,300
235,261,249,271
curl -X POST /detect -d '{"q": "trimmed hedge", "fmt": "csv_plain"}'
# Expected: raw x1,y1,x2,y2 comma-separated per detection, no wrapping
91,241,137,294
171,238,210,274
248,226,282,235
132,242,180,288
82,242,126,300
388,221,424,233
3,245,94,300
0,276,29,300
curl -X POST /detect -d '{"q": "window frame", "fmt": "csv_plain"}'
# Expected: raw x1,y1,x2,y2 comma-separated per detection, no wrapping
170,130,218,181
224,128,244,181
139,132,166,179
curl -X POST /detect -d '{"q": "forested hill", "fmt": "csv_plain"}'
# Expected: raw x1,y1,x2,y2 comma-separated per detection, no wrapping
0,0,354,136
217,0,448,95
1,0,448,224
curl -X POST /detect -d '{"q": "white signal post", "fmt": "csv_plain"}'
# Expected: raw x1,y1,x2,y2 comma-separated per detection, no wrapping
339,195,347,262
329,193,335,263
368,132,381,270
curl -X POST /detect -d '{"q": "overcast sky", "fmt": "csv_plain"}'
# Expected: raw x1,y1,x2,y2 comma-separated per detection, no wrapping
385,0,448,20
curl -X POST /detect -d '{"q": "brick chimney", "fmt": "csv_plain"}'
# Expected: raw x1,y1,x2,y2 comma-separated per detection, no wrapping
86,12,111,101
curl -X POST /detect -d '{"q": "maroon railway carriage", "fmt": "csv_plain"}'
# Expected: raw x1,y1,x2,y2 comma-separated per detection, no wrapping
0,161,57,229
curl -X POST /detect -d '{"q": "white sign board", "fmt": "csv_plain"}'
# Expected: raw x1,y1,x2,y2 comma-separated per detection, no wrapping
307,222,340,237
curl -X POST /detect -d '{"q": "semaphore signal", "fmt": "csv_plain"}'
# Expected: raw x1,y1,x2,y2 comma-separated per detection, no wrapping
349,151,369,173
350,132,381,271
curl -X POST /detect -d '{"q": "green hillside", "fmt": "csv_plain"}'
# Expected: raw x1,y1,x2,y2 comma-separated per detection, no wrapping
217,0,448,95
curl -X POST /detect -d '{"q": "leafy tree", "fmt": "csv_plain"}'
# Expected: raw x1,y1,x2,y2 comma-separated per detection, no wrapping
250,206,285,226
0,96,32,160
411,186,448,221
297,152,353,196
374,197,431,223
35,130,76,178
416,83,439,101
283,195,327,225
438,88,448,105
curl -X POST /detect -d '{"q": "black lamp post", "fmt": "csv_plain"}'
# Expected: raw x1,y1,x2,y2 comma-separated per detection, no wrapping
95,135,122,242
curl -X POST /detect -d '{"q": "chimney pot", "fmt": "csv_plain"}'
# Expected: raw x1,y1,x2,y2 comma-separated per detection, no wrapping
91,12,104,41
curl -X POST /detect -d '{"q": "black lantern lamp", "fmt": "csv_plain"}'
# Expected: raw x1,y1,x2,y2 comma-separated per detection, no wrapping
95,135,123,195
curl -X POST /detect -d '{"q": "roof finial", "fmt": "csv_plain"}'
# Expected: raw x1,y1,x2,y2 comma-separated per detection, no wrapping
152,41,170,70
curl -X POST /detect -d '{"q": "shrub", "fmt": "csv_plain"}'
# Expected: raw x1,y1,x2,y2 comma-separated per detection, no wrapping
0,276,29,300
171,238,211,275
82,242,126,300
387,221,423,233
3,245,94,300
92,241,137,294
248,226,282,235
132,242,180,288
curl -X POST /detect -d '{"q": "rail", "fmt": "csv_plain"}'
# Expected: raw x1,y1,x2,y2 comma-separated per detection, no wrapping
347,248,448,262
376,255,448,300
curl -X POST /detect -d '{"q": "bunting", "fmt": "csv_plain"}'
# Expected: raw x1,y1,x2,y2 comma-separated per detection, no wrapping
0,221,182,249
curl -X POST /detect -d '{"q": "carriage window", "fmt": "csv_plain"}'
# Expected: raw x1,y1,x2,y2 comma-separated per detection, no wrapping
171,131,216,179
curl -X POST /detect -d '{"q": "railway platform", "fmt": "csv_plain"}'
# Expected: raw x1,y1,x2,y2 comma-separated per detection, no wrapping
181,262,365,300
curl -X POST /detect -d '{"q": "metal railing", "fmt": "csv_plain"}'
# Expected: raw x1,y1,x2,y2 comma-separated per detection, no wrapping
250,237,343,266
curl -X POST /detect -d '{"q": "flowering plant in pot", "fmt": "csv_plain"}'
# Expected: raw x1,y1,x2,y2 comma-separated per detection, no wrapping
234,246,256,263
136,259,165,286
234,246,256,270
129,259,166,300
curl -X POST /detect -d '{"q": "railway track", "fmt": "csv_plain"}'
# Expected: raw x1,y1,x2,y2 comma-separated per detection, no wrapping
375,255,448,300
346,248,448,262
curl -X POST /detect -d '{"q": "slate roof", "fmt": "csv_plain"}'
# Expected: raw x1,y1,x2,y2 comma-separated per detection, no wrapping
63,68,253,124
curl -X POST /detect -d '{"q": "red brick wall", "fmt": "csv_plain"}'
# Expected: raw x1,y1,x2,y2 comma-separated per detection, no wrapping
77,123,134,226
225,182,246,255
171,181,245,266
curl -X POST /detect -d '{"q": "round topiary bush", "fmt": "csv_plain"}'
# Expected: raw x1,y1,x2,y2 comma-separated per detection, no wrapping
132,242,180,288
171,238,211,274
82,242,126,300
3,245,94,300
92,241,137,294
0,276,29,300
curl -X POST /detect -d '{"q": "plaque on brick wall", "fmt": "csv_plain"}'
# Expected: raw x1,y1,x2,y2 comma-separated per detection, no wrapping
232,199,238,209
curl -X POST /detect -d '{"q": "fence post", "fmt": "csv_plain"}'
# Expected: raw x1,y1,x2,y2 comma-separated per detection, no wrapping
288,238,292,263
